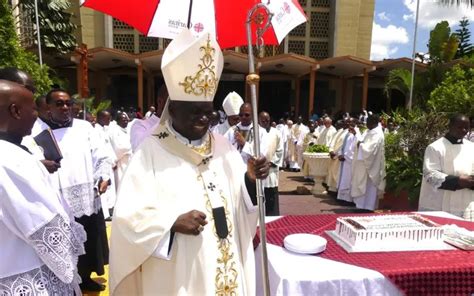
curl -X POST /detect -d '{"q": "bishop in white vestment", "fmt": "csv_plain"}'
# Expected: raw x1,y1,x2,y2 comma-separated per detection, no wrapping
419,114,474,220
109,30,269,295
351,116,386,211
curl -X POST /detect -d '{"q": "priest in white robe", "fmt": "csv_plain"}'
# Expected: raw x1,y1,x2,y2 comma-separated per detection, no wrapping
109,30,269,295
337,118,361,203
327,120,348,193
224,102,267,164
289,116,309,171
259,111,284,215
351,115,386,211
0,79,86,295
316,116,337,147
96,110,118,218
39,89,113,291
276,118,289,169
109,112,132,188
301,121,318,180
419,114,474,220
215,91,243,136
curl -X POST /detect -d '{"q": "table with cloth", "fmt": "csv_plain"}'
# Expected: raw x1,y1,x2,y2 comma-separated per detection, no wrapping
254,212,474,296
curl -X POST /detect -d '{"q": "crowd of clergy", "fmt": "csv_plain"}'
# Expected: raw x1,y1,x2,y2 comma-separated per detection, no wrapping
0,28,473,296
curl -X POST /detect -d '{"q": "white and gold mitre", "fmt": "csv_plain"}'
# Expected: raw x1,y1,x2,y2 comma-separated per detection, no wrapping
161,28,223,102
222,91,244,116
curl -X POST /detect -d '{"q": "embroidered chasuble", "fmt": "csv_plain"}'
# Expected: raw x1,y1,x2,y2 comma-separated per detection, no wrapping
110,120,259,295
316,125,337,147
0,140,86,295
419,137,474,220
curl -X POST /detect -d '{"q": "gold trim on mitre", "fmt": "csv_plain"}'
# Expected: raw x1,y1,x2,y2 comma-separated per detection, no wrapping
179,34,219,99
161,29,223,103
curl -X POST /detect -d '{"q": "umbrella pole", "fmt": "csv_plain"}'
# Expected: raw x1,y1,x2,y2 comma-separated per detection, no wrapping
246,5,273,296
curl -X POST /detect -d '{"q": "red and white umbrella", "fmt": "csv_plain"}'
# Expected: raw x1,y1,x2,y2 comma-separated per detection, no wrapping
80,0,306,49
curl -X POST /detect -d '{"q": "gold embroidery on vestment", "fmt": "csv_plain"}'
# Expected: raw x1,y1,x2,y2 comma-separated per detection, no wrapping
201,178,238,295
179,35,219,98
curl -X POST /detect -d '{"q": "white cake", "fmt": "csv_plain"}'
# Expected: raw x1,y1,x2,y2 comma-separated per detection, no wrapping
334,214,444,251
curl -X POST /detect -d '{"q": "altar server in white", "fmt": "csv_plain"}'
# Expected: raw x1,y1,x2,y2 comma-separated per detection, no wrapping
337,118,361,202
109,29,270,295
351,115,386,211
215,91,243,135
0,80,86,295
41,89,112,291
419,114,474,220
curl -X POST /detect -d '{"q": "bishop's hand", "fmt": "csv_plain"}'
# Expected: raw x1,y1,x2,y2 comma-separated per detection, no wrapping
172,210,208,236
247,156,270,182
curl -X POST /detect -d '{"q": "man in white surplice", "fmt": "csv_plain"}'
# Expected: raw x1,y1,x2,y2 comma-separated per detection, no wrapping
39,89,112,291
259,111,284,216
351,115,386,211
224,102,267,164
109,29,270,295
214,91,243,136
418,114,474,220
337,118,361,203
0,80,86,295
109,112,132,188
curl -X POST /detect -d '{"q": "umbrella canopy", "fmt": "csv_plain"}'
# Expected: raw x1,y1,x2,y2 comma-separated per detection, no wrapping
80,0,306,49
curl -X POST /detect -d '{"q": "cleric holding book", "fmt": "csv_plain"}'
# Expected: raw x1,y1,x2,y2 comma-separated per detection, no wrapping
109,29,270,295
418,113,474,221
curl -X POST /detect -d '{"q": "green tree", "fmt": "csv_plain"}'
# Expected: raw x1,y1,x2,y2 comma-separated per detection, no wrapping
384,68,429,108
18,0,77,55
428,21,460,63
428,65,474,117
454,17,473,58
0,0,51,95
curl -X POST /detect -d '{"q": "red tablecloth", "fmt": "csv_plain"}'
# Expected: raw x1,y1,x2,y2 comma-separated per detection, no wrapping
255,214,474,296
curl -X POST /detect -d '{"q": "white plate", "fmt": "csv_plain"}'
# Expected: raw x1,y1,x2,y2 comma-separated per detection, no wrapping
284,233,327,254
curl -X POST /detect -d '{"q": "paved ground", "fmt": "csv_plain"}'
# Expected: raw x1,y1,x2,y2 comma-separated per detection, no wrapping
278,170,359,215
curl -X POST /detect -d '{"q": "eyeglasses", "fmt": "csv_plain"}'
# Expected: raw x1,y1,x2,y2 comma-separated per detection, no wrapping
55,100,73,107
239,113,251,118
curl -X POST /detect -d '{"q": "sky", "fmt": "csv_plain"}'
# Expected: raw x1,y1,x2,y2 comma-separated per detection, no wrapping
371,0,474,60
